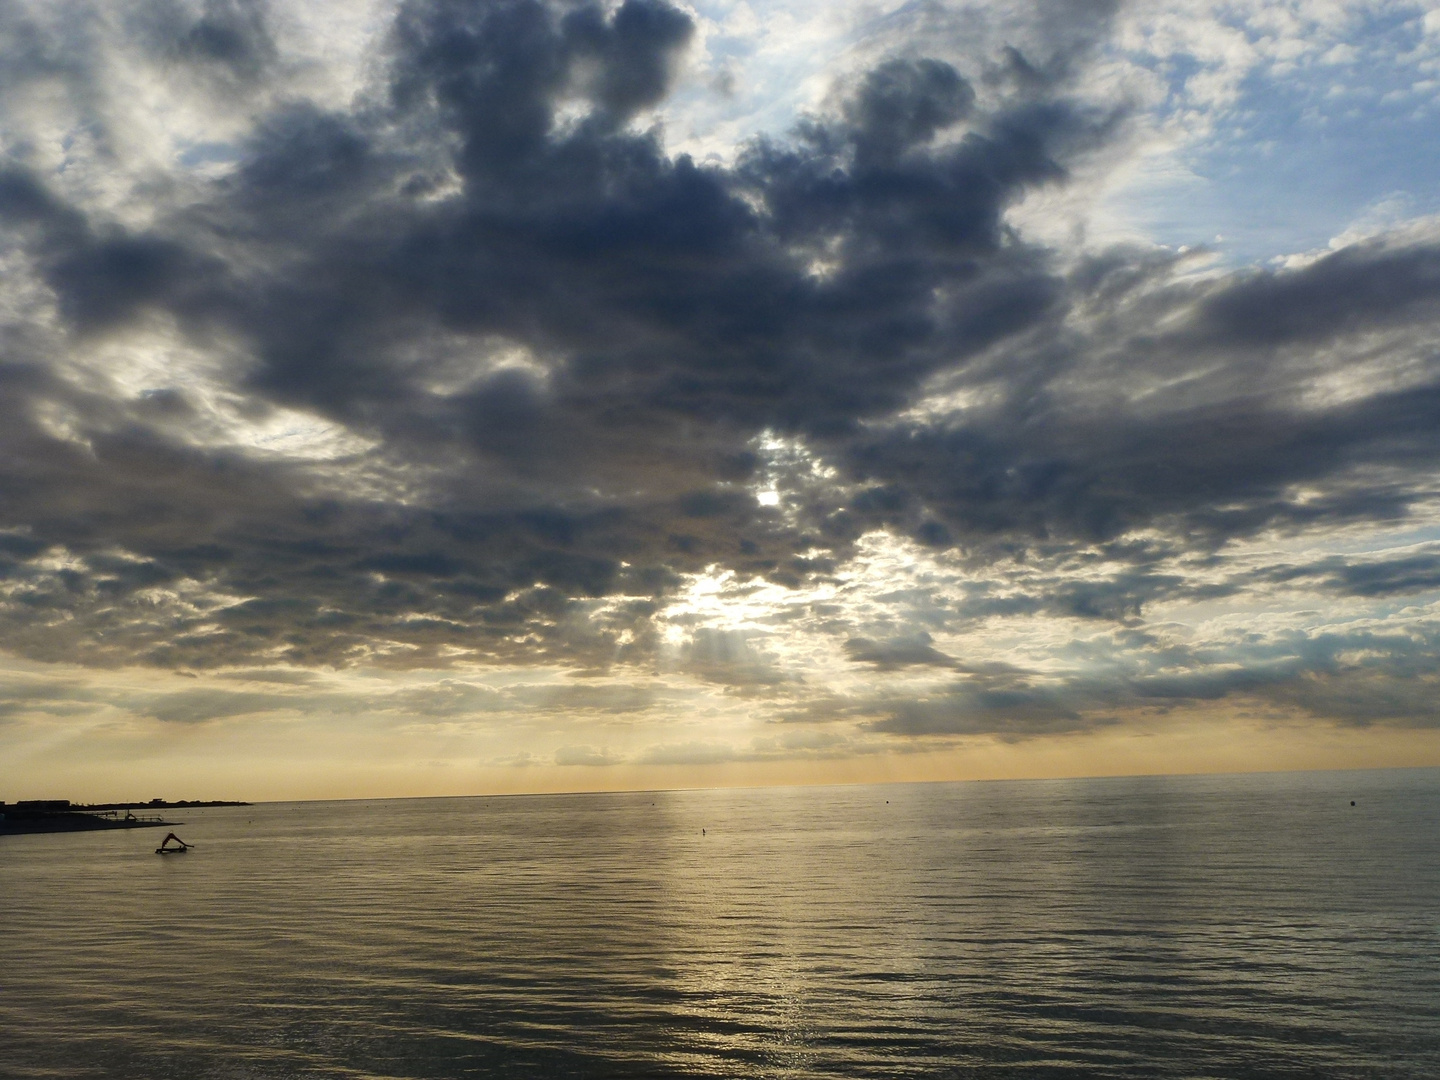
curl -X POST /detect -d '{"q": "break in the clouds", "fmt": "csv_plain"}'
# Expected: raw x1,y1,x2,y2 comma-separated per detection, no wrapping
1,0,1440,789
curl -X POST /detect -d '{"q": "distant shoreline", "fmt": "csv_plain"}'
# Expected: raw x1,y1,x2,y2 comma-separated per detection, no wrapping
0,814,179,836
79,800,251,811
0,799,249,837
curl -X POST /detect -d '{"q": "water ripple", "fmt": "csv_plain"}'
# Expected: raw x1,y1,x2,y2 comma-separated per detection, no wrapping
2,770,1438,1077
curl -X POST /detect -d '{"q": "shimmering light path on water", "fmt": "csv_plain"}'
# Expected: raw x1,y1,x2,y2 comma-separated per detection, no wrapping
2,769,1438,1078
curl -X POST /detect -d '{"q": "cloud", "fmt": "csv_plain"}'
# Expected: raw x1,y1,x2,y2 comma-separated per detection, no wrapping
1261,546,1440,599
0,0,1119,676
679,628,785,685
554,743,621,766
844,632,954,669
865,684,1087,738
828,617,1440,738
217,668,321,684
636,739,739,766
0,677,100,718
392,680,516,716
142,688,300,723
636,727,875,764
531,682,656,712
0,0,1437,764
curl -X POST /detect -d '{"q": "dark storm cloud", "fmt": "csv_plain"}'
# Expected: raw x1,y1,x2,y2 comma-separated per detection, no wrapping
0,0,1439,738
840,237,1440,550
108,0,1095,449
1193,242,1440,348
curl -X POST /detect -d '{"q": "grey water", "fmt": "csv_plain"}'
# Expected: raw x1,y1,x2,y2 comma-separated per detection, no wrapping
2,770,1438,1079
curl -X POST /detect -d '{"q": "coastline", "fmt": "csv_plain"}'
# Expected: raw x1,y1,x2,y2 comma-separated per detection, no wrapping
0,799,246,837
0,813,179,836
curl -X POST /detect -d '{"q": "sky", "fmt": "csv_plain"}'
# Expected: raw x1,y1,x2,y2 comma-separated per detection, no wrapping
3,0,1440,801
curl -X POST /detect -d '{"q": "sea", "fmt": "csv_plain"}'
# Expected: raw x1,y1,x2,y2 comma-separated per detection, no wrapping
2,768,1438,1079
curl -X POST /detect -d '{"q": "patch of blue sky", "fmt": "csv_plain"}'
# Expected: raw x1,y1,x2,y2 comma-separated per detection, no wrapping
661,0,853,160
1109,5,1440,265
176,140,241,170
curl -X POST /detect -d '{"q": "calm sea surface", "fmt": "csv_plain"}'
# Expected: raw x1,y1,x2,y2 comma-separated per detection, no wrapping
2,769,1438,1079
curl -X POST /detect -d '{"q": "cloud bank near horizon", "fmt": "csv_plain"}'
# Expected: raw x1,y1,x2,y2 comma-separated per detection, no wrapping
2,0,1440,781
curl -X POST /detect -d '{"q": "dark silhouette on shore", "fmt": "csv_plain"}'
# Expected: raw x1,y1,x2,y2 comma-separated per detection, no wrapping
0,798,246,836
84,799,250,811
